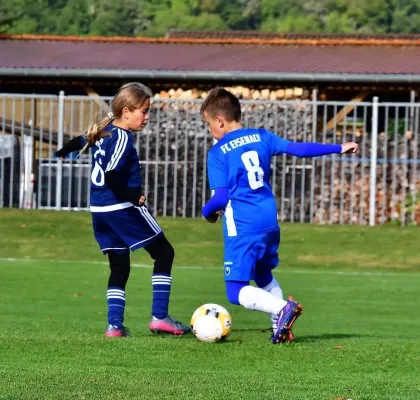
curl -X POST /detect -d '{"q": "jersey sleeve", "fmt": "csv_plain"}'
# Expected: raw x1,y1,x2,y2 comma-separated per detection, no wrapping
55,135,87,158
105,128,132,173
207,150,228,190
202,186,229,218
284,142,342,157
265,130,291,156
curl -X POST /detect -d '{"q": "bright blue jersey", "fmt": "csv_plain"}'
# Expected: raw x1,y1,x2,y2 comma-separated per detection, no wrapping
207,127,291,236
89,125,141,207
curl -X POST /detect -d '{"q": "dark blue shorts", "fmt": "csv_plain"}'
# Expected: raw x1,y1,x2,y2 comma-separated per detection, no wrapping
91,205,162,254
223,228,280,282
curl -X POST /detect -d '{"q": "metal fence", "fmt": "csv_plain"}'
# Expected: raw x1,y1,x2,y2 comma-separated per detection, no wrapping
0,93,419,226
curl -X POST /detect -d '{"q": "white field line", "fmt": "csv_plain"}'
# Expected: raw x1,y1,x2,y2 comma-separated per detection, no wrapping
0,257,418,278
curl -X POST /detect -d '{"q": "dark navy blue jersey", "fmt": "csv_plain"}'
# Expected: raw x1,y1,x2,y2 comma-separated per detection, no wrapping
88,125,142,209
207,127,291,236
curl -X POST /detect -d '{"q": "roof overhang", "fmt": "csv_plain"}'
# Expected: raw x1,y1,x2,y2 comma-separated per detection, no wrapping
1,68,420,84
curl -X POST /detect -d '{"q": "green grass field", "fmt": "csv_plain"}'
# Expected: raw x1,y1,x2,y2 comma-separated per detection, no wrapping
0,209,419,400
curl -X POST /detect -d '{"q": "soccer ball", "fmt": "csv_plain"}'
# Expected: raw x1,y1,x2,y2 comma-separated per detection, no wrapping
190,303,232,343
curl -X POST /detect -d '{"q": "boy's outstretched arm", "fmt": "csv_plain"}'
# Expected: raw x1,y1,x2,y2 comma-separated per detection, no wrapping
55,135,87,158
269,130,358,157
284,141,358,157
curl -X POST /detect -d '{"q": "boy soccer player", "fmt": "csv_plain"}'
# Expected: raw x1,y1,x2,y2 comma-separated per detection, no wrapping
56,82,190,337
201,87,358,344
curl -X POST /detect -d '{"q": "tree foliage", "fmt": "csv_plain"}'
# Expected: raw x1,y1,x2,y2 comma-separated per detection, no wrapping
2,0,420,36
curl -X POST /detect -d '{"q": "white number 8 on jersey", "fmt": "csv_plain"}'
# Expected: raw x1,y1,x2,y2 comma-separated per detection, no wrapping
241,150,264,190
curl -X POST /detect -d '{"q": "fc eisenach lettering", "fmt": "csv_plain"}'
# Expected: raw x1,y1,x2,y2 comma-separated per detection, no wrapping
220,134,261,154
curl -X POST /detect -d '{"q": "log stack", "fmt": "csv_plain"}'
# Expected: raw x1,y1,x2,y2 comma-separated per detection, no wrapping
153,86,310,100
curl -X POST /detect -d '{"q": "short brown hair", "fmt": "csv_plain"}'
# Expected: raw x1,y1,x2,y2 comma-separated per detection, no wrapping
200,87,241,122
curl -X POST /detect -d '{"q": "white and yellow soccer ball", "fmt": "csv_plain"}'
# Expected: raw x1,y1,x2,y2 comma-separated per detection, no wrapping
190,303,232,343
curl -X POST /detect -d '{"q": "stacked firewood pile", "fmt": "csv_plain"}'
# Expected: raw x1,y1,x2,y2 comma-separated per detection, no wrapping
153,86,310,101
308,133,420,225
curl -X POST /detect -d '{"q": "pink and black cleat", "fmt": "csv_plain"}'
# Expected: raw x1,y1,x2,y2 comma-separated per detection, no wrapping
272,299,303,344
105,324,131,337
149,315,191,335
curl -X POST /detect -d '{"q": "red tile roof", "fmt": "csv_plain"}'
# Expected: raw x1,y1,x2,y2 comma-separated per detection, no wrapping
166,29,420,41
1,34,420,77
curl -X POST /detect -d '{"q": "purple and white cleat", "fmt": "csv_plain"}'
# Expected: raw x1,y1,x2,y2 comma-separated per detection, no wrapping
272,299,303,344
105,324,131,337
149,315,191,335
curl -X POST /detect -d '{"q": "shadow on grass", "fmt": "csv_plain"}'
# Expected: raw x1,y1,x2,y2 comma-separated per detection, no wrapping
232,327,365,342
293,333,365,343
143,328,366,344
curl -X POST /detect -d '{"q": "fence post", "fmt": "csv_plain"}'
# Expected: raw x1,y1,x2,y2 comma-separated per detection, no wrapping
369,96,379,226
55,91,65,211
309,88,318,223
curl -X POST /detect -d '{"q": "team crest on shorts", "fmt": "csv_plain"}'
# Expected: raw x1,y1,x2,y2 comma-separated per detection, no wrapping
224,261,233,276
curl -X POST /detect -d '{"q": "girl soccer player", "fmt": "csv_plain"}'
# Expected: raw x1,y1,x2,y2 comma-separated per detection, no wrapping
56,82,190,337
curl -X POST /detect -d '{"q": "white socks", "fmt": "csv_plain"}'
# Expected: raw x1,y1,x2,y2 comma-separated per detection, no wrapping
261,278,284,329
237,278,285,330
238,285,287,316
261,277,283,300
